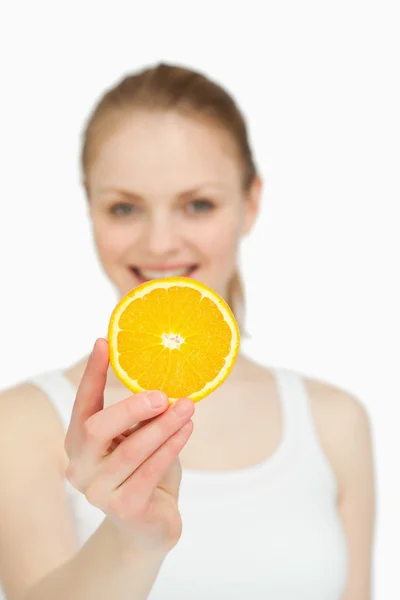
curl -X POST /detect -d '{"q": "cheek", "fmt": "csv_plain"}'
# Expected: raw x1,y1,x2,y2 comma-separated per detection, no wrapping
92,220,134,263
197,214,241,263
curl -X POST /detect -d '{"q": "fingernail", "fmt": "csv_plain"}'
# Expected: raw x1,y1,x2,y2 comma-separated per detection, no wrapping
173,398,193,416
147,391,167,408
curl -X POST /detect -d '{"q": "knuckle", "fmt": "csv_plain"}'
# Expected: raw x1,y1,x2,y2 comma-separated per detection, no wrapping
178,420,193,440
138,461,159,485
122,394,141,419
118,437,137,464
122,392,148,422
65,463,83,492
81,416,101,445
84,484,103,509
142,415,177,450
170,432,185,452
108,484,148,522
154,413,174,438
108,493,132,520
166,439,183,464
64,434,72,457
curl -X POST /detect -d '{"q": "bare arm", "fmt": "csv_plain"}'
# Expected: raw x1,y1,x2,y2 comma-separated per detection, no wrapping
336,394,376,599
0,383,79,599
23,518,166,600
0,339,194,600
308,380,376,599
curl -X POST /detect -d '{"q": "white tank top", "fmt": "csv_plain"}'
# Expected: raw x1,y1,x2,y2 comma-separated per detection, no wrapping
0,368,349,599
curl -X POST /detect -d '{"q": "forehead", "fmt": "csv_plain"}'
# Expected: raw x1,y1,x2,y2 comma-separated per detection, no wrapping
88,110,242,195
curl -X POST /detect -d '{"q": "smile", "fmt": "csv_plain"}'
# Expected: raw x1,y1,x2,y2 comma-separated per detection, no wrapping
130,265,198,282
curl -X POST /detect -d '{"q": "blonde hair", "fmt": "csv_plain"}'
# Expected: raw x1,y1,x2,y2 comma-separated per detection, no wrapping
81,62,257,333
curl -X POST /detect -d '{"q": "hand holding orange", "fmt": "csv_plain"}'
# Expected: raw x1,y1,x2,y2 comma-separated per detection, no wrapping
108,277,240,402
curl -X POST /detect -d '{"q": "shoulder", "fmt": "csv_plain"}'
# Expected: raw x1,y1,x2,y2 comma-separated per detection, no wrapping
303,376,375,595
0,380,79,598
305,375,372,434
303,375,374,498
0,378,61,423
304,376,372,440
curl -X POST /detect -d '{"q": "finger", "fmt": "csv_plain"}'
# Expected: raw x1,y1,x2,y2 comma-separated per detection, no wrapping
68,391,172,489
108,417,154,452
65,338,108,453
121,413,159,436
95,398,195,492
78,390,170,461
110,420,194,516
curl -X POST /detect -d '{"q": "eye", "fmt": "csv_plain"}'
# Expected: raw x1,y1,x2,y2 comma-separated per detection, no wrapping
186,199,215,214
110,203,137,217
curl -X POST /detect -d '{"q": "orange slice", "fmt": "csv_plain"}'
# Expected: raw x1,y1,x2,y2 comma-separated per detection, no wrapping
108,277,240,402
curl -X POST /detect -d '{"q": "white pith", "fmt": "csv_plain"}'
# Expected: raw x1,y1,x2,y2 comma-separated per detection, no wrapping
162,332,185,349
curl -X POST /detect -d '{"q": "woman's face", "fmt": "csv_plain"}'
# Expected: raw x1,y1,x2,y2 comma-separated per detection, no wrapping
86,110,261,301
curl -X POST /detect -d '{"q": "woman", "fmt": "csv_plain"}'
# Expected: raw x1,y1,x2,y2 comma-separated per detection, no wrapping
0,63,375,599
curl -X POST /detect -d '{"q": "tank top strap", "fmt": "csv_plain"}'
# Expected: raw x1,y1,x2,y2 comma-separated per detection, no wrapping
273,368,314,444
28,370,76,433
274,367,335,475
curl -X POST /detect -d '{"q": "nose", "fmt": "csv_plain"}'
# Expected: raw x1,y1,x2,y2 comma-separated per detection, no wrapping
143,212,181,256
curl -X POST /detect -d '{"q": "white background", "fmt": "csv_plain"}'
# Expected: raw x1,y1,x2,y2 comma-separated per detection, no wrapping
0,1,398,596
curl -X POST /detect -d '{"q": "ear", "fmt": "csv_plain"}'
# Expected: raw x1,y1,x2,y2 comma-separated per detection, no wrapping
81,178,90,200
82,179,93,218
242,175,262,236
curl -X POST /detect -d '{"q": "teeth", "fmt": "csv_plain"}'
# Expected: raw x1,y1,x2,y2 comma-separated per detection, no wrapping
139,267,193,279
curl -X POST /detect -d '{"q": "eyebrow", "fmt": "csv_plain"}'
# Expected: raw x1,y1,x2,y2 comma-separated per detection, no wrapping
99,184,224,200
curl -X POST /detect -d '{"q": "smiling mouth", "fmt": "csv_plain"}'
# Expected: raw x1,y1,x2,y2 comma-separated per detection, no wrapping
130,265,198,282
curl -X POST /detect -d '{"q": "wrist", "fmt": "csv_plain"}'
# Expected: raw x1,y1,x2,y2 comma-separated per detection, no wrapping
101,517,168,567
